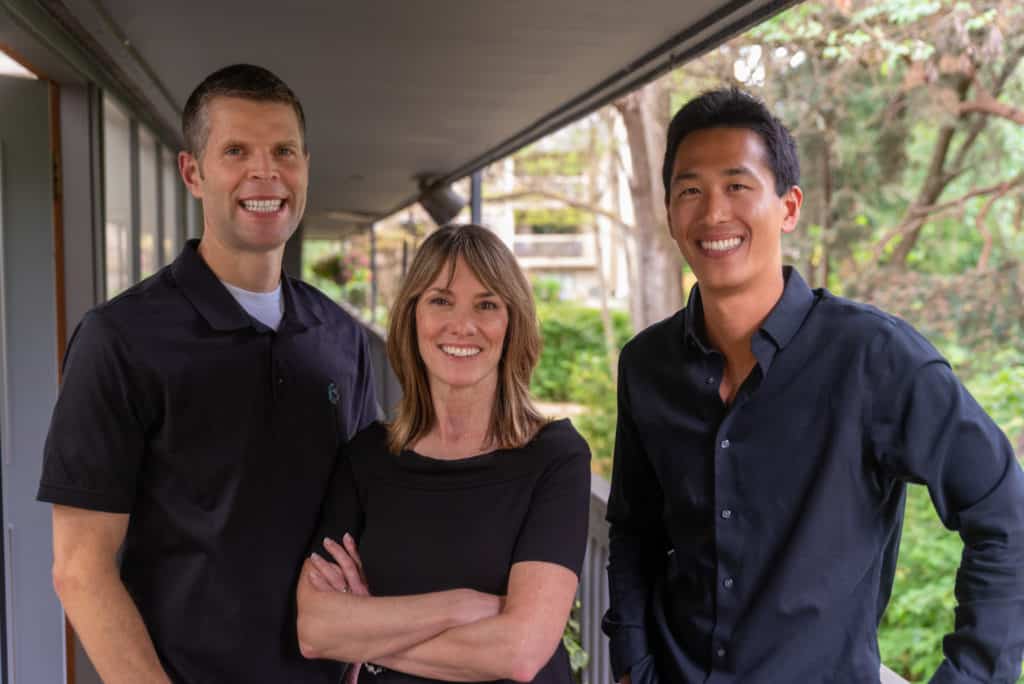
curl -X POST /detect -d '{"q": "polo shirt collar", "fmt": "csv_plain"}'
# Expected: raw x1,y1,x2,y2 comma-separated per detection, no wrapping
682,265,815,354
172,239,324,332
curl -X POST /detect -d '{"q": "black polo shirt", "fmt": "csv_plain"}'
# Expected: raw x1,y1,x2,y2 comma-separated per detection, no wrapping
38,240,377,684
603,267,1024,683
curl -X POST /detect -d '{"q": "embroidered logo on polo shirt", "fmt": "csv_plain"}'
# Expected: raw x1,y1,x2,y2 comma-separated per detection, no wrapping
327,382,339,405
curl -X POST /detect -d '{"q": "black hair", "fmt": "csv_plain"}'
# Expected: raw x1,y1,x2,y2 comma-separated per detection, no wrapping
182,64,306,157
662,87,799,199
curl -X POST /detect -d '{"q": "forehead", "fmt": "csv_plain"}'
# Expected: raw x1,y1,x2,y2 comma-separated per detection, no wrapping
671,127,771,175
203,96,303,141
426,256,491,292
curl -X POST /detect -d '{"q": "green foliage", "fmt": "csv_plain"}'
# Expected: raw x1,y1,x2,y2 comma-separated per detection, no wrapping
532,302,631,402
532,277,564,303
568,352,619,474
878,486,961,680
515,207,585,234
562,599,590,680
517,149,586,176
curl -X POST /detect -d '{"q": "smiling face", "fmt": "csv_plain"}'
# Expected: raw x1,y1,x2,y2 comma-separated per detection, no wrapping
666,127,802,298
179,96,308,256
415,257,509,398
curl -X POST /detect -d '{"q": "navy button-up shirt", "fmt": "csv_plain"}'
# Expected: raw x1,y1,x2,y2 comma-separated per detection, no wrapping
603,267,1024,683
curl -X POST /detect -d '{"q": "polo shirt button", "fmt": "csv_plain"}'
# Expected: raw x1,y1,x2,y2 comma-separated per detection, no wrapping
717,647,727,658
277,377,284,385
720,439,731,449
723,577,734,589
721,509,732,519
705,376,715,385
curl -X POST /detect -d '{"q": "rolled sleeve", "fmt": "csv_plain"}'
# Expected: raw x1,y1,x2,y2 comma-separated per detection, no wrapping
871,330,1024,683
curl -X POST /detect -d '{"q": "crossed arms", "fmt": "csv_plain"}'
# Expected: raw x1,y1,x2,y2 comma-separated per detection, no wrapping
296,534,578,682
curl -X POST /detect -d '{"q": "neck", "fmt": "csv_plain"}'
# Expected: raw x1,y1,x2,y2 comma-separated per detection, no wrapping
701,268,785,377
424,379,497,458
198,233,283,292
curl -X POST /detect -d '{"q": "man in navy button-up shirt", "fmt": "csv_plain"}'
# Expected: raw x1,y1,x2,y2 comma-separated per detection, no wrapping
602,88,1024,683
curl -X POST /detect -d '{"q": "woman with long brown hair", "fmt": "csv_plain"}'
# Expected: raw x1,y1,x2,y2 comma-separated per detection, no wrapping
296,224,591,683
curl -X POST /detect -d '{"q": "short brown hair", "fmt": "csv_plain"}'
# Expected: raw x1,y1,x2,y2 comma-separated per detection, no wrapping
386,224,547,453
182,64,307,157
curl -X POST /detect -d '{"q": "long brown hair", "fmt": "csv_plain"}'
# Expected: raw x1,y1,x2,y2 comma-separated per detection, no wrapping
386,224,547,453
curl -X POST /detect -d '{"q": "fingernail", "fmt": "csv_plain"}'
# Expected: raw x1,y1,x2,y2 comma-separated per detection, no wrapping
311,552,325,563
343,532,352,543
324,537,337,548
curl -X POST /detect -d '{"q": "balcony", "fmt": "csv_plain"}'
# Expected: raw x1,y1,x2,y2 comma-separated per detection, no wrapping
512,233,596,270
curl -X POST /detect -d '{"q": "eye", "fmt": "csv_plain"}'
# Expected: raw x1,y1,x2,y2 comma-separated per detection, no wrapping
678,186,700,198
276,145,296,158
727,183,749,192
478,300,500,311
224,146,243,157
427,296,450,306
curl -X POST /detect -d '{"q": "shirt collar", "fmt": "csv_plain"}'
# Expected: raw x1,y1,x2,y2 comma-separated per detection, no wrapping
171,239,323,332
759,266,815,351
682,266,815,354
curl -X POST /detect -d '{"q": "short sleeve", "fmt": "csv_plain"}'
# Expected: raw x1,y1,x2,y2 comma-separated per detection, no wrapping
37,311,150,513
511,424,592,576
309,444,365,559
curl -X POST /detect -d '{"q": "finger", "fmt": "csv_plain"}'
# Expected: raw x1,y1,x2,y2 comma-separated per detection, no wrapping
307,566,335,593
310,552,349,593
325,539,369,595
342,533,368,584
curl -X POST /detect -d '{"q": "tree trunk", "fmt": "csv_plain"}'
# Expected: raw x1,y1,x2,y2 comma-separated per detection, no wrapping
614,80,683,332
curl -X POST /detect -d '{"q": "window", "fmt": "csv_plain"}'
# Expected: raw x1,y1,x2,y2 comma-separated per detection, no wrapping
103,95,132,299
162,146,182,262
138,126,159,278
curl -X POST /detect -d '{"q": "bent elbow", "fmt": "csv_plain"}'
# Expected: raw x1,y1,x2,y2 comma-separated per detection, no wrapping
296,612,323,660
505,632,555,682
297,638,321,660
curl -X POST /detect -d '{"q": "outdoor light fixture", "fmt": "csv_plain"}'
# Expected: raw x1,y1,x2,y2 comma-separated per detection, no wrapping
417,177,466,226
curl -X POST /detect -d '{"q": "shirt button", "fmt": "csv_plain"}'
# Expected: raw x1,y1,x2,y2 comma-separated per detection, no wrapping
723,577,734,589
721,509,732,519
705,376,716,385
720,439,731,449
717,647,727,658
277,377,284,385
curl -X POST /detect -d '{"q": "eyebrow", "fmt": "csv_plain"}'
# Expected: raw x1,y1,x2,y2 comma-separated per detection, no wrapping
672,165,756,184
425,287,496,298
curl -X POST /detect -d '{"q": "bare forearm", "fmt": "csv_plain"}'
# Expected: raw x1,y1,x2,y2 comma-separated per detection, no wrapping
297,579,493,663
375,610,559,683
55,566,170,684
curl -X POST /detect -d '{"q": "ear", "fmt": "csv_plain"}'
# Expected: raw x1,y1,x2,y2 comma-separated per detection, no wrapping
179,150,203,199
780,185,803,234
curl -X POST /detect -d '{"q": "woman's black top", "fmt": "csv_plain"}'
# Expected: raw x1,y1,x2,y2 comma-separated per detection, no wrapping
311,419,591,683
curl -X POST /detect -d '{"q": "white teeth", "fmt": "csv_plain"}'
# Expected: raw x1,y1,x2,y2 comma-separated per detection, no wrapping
441,345,481,358
241,199,283,213
701,237,742,252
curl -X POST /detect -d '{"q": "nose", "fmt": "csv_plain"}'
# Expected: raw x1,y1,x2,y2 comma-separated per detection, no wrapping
247,148,279,181
701,187,730,224
446,308,478,336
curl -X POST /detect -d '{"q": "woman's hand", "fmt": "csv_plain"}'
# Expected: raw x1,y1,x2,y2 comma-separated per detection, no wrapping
309,534,369,596
308,535,370,682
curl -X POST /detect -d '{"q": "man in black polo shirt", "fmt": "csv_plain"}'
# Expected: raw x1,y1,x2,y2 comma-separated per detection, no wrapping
602,88,1024,683
38,64,377,683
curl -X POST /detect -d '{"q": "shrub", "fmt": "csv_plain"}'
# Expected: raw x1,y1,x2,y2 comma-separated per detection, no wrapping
533,302,631,402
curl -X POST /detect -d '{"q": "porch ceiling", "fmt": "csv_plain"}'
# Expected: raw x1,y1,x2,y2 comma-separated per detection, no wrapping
14,0,793,235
